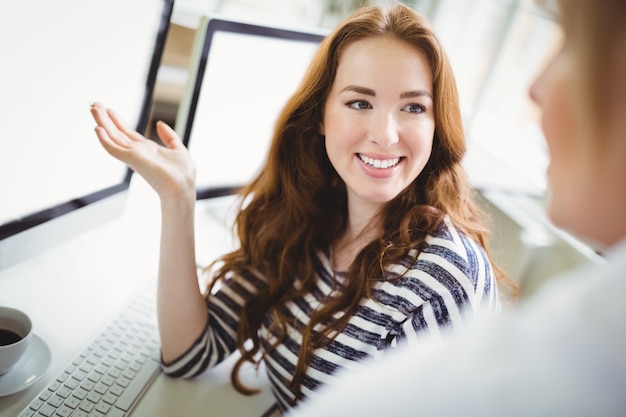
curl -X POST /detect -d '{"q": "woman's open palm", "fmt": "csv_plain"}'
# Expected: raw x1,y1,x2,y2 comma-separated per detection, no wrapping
90,102,196,201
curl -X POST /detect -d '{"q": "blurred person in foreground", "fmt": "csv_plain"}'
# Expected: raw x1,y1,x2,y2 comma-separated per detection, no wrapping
291,0,626,415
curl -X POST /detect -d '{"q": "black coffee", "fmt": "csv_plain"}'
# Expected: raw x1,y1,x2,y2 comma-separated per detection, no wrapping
0,328,22,346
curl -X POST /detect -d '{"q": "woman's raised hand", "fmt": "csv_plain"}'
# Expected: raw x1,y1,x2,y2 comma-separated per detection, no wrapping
90,102,196,202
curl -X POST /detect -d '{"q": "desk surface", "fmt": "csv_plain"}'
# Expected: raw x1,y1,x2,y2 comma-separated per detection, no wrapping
0,179,274,416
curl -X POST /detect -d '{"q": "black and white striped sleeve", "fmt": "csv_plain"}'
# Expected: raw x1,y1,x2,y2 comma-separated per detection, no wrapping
161,271,266,378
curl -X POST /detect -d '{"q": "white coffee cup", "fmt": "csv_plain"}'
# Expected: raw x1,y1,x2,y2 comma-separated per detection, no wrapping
0,306,33,376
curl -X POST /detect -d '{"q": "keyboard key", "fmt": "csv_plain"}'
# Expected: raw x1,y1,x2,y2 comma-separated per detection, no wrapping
56,386,71,399
28,399,43,411
64,396,81,409
64,378,79,390
38,404,56,417
72,387,89,401
78,399,95,413
94,382,109,395
80,380,95,392
47,395,64,408
95,401,111,414
103,392,118,405
55,405,73,417
38,390,52,401
106,408,126,417
87,391,102,404
109,384,124,397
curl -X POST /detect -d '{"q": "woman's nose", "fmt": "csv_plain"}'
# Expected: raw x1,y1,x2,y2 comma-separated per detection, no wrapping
370,112,399,148
529,51,557,106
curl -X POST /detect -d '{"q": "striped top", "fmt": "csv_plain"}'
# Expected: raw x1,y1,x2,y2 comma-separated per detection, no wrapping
162,216,500,413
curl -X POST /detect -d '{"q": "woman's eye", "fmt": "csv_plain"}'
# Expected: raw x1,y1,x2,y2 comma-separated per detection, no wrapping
347,100,371,110
403,103,426,114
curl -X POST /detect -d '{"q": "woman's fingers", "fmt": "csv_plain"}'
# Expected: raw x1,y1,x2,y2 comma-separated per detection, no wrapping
90,102,132,149
106,107,148,144
90,102,196,198
155,120,185,150
91,102,181,151
90,102,151,169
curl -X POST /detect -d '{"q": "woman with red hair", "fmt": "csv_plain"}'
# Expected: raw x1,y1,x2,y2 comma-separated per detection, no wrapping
294,0,626,415
90,3,510,414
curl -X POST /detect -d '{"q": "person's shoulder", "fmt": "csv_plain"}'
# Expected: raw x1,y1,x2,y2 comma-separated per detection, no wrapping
421,216,487,260
392,217,476,281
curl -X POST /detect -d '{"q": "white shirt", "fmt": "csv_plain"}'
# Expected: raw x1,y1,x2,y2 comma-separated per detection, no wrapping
291,239,626,417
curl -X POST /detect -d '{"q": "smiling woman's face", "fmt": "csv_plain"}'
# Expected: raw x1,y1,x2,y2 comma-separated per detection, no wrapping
321,36,435,212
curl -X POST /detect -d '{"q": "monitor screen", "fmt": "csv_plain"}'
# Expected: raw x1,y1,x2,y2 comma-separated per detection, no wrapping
0,0,174,268
180,18,325,198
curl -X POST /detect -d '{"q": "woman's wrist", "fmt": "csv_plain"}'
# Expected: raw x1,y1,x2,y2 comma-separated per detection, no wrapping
159,188,196,215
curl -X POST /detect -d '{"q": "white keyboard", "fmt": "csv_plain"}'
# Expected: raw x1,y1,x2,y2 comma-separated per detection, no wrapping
19,287,161,417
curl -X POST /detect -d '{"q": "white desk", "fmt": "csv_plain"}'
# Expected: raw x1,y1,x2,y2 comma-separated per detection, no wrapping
0,178,274,416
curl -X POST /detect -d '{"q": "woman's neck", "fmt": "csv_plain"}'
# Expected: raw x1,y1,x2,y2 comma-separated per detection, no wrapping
332,198,383,272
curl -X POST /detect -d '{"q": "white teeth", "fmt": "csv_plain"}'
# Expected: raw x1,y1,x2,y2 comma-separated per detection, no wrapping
358,154,400,169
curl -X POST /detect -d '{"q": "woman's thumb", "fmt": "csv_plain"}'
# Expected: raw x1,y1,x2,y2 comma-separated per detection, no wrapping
156,121,184,149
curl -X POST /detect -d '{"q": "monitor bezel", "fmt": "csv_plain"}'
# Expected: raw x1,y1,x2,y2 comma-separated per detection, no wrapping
180,18,325,200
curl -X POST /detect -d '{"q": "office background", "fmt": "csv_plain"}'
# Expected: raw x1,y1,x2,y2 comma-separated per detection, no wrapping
153,0,559,196
0,1,606,415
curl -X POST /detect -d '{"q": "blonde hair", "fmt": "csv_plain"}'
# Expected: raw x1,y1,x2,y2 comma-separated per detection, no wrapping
558,0,626,146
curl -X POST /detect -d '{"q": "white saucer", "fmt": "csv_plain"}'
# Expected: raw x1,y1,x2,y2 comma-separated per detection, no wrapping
0,334,51,397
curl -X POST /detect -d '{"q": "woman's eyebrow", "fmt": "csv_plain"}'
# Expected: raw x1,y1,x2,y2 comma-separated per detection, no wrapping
400,90,433,99
341,85,376,96
340,85,432,99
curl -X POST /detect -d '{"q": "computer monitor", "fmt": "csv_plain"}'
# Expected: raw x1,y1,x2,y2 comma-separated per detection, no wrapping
179,17,326,199
0,0,174,269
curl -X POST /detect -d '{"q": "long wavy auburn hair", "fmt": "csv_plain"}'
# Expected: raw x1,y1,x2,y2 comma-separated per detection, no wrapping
204,2,513,401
